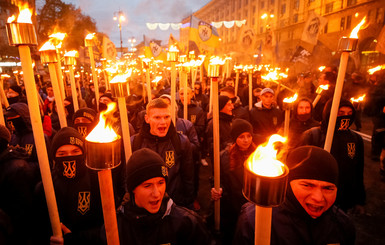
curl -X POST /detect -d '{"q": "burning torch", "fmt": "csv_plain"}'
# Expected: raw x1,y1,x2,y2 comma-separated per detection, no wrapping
167,45,179,125
282,94,298,138
243,134,289,245
50,32,67,99
208,56,225,231
312,84,329,107
245,65,254,110
324,17,366,152
85,33,100,111
85,103,121,245
6,4,62,238
39,39,68,128
234,65,243,96
64,50,79,112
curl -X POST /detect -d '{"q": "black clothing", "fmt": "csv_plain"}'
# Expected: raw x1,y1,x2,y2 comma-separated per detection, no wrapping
206,112,233,152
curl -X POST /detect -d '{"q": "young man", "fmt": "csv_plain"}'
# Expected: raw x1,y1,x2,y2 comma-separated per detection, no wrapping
115,148,210,244
249,88,284,145
71,108,98,137
131,98,195,207
234,146,355,244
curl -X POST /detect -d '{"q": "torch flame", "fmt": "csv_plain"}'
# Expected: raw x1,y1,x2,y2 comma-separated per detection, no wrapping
7,15,16,23
39,39,56,51
64,50,78,57
368,65,385,75
86,103,120,142
209,56,225,65
320,84,329,90
169,45,179,52
1,74,11,79
246,134,286,177
318,66,326,72
109,70,132,84
283,93,298,103
152,76,163,85
349,17,366,39
234,65,243,70
49,32,67,41
85,33,96,40
7,3,33,24
350,94,366,103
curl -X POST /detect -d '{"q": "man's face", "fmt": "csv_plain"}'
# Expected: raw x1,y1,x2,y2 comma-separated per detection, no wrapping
179,89,193,105
194,85,201,94
133,177,166,214
337,106,353,116
145,107,171,137
236,132,253,151
225,79,234,87
220,100,234,115
55,144,83,157
261,92,274,108
100,96,113,105
74,117,92,124
290,179,337,219
297,101,311,115
46,87,54,97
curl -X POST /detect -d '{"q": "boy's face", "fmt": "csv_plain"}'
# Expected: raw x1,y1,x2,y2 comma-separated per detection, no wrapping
133,177,166,213
145,107,171,137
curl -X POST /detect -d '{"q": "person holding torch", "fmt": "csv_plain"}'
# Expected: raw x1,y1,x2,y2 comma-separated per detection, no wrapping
234,146,355,244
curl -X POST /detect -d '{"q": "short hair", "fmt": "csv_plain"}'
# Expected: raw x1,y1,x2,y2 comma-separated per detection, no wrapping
220,86,235,95
146,98,170,114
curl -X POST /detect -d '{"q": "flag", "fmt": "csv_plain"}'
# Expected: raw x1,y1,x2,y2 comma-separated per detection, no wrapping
301,12,328,45
102,36,117,61
290,46,311,64
189,15,220,54
144,35,167,61
237,27,257,52
376,25,385,55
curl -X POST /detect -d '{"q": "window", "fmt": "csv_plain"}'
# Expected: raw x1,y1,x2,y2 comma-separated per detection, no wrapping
325,3,333,14
252,17,255,25
340,17,346,30
253,5,256,14
260,26,264,33
281,4,286,15
245,0,248,5
239,1,242,9
294,0,300,10
261,1,265,9
271,0,275,5
293,14,298,23
347,0,357,7
346,15,352,29
324,23,328,33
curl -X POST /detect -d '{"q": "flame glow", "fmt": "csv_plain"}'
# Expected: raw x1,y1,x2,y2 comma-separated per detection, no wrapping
246,134,286,177
109,70,132,84
85,33,95,40
234,65,243,70
368,65,385,75
7,4,33,24
49,32,67,41
349,17,366,39
64,50,78,57
318,66,326,72
350,94,366,103
209,56,225,65
320,84,329,90
85,103,120,142
39,40,56,51
169,45,179,52
283,93,298,103
152,76,163,85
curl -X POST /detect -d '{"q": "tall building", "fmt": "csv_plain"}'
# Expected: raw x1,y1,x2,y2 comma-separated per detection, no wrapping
182,0,385,71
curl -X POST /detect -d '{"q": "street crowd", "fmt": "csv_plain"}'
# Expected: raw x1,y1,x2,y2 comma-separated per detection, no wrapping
1,64,385,245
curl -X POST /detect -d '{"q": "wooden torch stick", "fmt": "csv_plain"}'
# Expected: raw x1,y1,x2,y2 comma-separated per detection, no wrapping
235,72,240,97
324,51,349,152
248,71,253,110
212,77,221,231
0,79,9,108
55,51,66,99
88,46,100,111
117,96,132,160
171,62,177,125
183,71,188,120
255,205,272,245
98,169,120,245
312,94,321,107
68,66,79,111
284,108,290,138
19,45,62,237
48,63,67,128
145,68,152,103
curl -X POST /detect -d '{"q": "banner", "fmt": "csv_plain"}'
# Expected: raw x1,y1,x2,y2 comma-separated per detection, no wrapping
189,15,220,54
144,35,167,61
237,27,257,52
290,46,311,64
168,33,184,52
301,12,328,45
102,36,117,61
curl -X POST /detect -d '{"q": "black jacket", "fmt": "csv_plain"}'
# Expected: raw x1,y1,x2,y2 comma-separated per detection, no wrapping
131,123,195,207
206,112,234,153
177,101,206,140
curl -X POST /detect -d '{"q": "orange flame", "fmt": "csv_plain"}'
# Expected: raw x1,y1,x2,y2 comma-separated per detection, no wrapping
349,17,366,39
318,66,326,72
7,3,32,24
85,103,120,142
283,93,298,103
49,32,67,41
39,40,56,51
209,56,225,65
350,94,366,103
320,84,329,90
109,70,132,84
85,33,95,40
246,134,286,177
234,65,243,70
169,45,179,52
368,65,385,75
64,50,78,57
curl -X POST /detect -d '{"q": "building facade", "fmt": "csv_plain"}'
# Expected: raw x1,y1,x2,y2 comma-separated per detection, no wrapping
183,0,385,72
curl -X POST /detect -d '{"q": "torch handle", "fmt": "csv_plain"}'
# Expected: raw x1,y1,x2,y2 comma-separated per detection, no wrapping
324,52,349,152
48,63,67,128
88,46,99,111
249,73,253,110
68,66,79,112
0,79,9,108
183,71,188,120
117,97,132,160
254,205,272,245
171,62,177,125
19,46,62,238
312,94,321,107
235,72,240,97
284,109,290,138
76,76,83,100
212,77,221,231
55,52,66,99
146,69,152,103
0,88,5,125
98,169,120,245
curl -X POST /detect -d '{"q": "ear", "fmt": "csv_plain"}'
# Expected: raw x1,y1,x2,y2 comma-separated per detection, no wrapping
145,114,149,123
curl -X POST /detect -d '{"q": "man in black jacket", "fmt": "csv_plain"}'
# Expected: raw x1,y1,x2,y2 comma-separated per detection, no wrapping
131,98,195,208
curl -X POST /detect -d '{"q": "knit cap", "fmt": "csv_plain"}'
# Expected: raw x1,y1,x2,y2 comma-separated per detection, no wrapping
219,95,230,111
231,119,253,141
9,85,22,95
72,108,97,123
126,148,168,193
51,127,85,156
286,146,338,185
260,87,274,96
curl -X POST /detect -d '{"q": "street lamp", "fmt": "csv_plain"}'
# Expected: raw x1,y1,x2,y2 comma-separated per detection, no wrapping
113,10,125,57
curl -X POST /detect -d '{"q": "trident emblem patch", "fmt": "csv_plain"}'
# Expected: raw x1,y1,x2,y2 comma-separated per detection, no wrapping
77,126,88,137
339,119,350,130
273,117,278,126
24,144,33,156
190,115,197,124
162,166,168,177
165,151,175,168
63,160,76,179
78,192,90,215
347,143,356,159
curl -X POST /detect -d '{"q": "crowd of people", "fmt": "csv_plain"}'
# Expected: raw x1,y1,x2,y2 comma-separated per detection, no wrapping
1,65,385,244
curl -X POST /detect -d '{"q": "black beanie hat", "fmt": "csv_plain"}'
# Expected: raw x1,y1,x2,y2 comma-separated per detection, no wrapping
100,93,114,102
286,146,338,185
231,119,253,141
9,85,22,95
51,127,85,156
126,148,168,193
219,95,230,111
72,108,97,123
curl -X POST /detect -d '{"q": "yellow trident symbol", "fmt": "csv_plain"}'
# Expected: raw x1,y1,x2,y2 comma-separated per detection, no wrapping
63,160,76,179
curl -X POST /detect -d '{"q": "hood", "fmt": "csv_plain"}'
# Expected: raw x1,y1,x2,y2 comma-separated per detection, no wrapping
321,99,356,132
293,97,313,118
8,103,32,131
